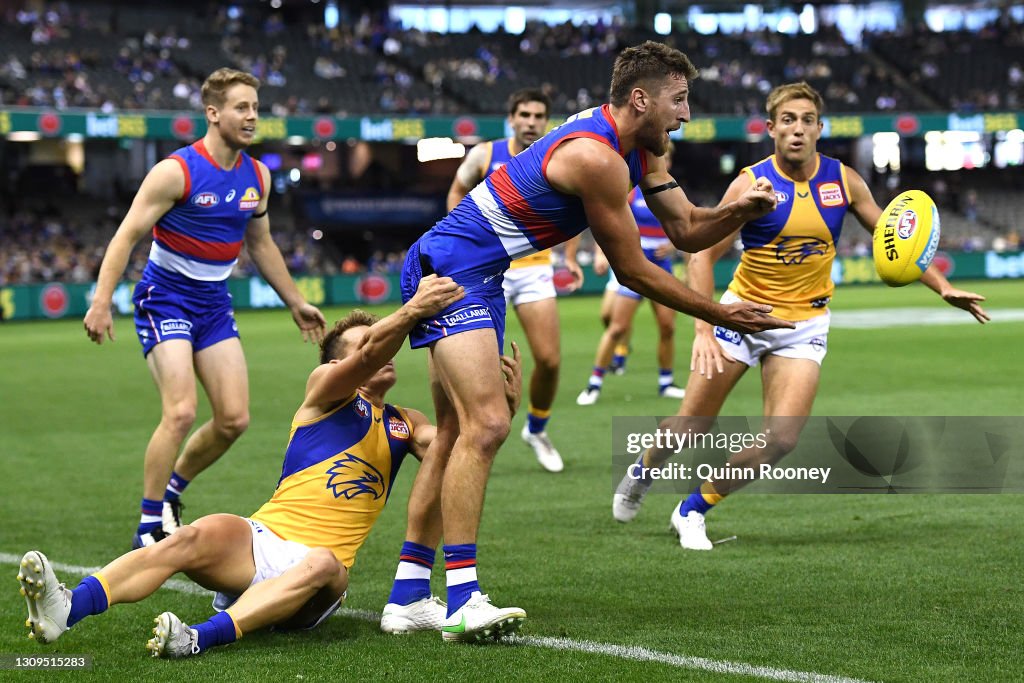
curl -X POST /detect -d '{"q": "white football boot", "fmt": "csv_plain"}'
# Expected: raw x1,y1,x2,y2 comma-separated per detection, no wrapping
18,551,71,644
521,424,564,473
575,386,601,406
659,384,687,399
612,473,651,523
380,595,447,634
669,506,714,551
147,612,201,658
441,592,526,643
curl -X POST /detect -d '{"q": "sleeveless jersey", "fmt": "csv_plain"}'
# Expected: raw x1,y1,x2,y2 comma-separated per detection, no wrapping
628,187,670,250
146,140,264,282
251,391,415,568
484,138,552,269
421,104,648,275
730,154,850,321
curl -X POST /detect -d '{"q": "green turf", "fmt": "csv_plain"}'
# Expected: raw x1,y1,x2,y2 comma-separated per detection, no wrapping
1,279,1022,681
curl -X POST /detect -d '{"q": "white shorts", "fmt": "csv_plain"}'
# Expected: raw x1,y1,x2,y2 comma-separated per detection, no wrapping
212,518,344,629
503,265,556,306
713,290,830,367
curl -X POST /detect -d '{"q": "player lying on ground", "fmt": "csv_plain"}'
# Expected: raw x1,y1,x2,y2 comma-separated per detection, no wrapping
19,275,523,657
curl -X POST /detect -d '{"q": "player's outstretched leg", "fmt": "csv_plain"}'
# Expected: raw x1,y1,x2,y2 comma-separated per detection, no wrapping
521,423,564,473
147,612,201,658
612,464,653,523
441,591,526,643
18,551,72,644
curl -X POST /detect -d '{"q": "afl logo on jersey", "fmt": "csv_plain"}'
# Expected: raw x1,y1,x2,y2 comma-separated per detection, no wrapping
774,190,789,204
388,416,410,440
238,187,261,210
192,192,220,208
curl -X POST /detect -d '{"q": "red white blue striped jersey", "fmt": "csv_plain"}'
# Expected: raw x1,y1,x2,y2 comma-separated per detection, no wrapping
421,104,648,275
628,187,669,250
146,140,264,282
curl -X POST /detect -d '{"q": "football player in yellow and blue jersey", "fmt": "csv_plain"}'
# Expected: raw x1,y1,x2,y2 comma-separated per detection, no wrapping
613,82,989,547
17,275,515,658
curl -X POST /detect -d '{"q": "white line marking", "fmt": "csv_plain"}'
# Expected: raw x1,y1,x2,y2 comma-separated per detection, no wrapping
1,552,874,683
830,307,1024,329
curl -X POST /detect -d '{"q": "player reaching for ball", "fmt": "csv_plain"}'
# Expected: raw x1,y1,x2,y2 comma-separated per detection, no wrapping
612,81,989,549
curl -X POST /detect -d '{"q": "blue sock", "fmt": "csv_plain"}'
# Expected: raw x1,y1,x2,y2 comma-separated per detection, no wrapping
679,485,717,516
137,498,163,534
444,543,479,617
527,411,550,435
611,352,627,370
192,611,238,653
387,541,434,606
658,368,673,391
164,471,190,502
66,576,108,628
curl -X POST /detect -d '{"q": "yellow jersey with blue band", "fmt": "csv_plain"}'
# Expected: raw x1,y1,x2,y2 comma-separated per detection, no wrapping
730,154,851,321
483,138,552,269
251,390,414,568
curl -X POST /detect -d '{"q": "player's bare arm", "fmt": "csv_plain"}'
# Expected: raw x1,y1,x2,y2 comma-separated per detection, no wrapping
640,151,778,251
547,138,791,334
405,409,436,461
847,167,988,323
446,142,490,210
244,160,328,343
298,275,465,416
83,158,184,344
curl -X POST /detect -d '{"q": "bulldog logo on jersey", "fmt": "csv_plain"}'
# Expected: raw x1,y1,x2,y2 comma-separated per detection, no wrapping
388,416,410,440
325,453,385,500
238,187,260,210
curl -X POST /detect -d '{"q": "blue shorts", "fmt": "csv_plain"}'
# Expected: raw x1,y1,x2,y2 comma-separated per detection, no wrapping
617,248,674,301
401,241,507,351
133,266,239,357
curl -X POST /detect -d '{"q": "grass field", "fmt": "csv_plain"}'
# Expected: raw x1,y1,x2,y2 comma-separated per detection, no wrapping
1,279,1022,682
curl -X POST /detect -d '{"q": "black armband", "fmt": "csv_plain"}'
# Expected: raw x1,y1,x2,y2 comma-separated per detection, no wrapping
250,208,268,219
641,181,680,196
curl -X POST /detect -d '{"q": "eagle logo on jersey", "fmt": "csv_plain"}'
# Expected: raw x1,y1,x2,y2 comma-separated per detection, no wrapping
775,236,830,265
325,453,385,500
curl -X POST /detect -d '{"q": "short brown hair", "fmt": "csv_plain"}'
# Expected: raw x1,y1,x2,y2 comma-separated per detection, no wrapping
320,310,379,364
201,68,260,108
766,82,824,122
609,41,699,107
507,88,550,117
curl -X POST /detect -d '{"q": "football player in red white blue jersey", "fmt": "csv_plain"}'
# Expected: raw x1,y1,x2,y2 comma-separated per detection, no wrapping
397,41,793,641
83,68,326,551
612,82,989,549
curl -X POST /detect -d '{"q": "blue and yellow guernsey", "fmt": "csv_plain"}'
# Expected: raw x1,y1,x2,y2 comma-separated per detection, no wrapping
251,390,415,568
730,153,852,321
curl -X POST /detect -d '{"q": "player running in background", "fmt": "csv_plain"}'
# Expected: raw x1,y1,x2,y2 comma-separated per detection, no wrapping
82,68,326,550
612,81,989,548
446,88,582,473
398,40,792,642
20,275,521,657
577,183,688,405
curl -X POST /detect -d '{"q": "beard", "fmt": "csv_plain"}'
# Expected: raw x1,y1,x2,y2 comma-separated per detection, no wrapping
637,118,669,156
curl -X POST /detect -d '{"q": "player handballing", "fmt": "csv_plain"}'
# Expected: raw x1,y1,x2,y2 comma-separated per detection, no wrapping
612,82,989,548
82,68,326,550
19,275,522,656
446,88,581,473
398,41,793,642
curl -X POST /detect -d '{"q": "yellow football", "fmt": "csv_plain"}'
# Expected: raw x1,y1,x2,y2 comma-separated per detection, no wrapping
873,190,941,286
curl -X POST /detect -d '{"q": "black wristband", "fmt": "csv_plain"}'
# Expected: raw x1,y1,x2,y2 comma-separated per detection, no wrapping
641,181,680,196
250,208,268,219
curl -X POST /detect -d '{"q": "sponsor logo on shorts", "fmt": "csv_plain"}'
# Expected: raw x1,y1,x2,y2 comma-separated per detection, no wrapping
160,319,192,335
897,210,917,239
192,192,219,208
442,305,491,327
238,187,261,210
715,326,742,345
810,337,827,351
483,272,501,284
388,416,410,440
816,182,845,207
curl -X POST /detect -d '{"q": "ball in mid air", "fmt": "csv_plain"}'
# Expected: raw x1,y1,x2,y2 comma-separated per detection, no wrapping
872,190,941,286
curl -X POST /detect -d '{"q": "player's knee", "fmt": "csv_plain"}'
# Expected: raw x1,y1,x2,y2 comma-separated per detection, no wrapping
215,411,250,441
657,322,675,340
533,348,560,375
162,403,197,439
608,321,630,339
764,432,799,459
304,548,342,587
157,524,203,564
466,413,510,454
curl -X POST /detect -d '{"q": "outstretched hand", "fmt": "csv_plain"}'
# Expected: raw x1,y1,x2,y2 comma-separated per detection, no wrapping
713,301,794,335
83,305,115,345
501,340,523,416
691,327,737,379
291,302,327,344
942,287,989,324
407,274,465,319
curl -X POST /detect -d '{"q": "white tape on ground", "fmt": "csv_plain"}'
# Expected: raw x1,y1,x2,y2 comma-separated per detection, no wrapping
1,552,874,683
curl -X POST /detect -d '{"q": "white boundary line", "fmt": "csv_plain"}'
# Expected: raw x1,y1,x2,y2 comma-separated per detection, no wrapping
1,552,875,683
